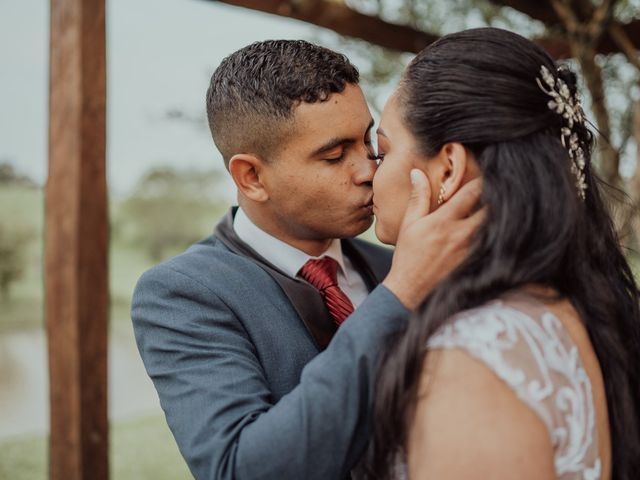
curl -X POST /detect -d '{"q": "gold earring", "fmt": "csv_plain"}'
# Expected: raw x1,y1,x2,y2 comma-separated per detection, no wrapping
437,184,446,206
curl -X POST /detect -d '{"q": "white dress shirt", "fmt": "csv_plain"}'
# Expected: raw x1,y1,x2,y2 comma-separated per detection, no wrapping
233,207,369,308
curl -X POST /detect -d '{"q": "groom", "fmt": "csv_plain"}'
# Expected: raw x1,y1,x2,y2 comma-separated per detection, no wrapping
132,40,481,480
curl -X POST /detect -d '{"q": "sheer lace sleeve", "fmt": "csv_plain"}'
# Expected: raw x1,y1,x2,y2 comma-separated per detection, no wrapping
428,294,601,480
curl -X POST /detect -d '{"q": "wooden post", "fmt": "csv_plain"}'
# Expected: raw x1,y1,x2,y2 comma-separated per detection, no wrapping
46,0,108,479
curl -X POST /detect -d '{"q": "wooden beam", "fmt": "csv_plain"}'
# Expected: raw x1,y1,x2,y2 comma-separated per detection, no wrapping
209,0,640,60
46,0,108,479
212,0,575,57
212,0,439,53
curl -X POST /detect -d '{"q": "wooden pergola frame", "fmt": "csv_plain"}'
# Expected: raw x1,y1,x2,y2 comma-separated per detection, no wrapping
43,0,639,478
47,0,108,478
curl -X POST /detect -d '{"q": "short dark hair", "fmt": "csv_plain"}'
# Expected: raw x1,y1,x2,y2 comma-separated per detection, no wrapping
206,40,360,167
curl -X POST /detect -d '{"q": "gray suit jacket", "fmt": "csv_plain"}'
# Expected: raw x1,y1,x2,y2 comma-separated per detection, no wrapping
132,208,409,480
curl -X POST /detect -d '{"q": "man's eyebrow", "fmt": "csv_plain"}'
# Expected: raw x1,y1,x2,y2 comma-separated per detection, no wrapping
311,118,376,157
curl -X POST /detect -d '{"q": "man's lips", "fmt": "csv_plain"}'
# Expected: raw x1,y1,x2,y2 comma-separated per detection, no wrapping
364,195,376,214
363,194,374,211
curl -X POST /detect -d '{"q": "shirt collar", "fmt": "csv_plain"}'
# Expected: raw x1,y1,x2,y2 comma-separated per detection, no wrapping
233,207,348,280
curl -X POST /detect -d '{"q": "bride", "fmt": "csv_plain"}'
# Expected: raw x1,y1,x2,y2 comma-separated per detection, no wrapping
366,28,640,479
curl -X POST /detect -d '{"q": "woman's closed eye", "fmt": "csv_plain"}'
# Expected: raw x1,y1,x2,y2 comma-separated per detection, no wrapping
365,139,384,162
374,134,387,164
372,151,386,164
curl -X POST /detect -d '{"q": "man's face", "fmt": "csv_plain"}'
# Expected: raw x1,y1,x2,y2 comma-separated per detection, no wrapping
260,84,377,241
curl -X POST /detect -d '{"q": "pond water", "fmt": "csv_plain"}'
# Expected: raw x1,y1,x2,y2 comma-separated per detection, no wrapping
0,326,161,440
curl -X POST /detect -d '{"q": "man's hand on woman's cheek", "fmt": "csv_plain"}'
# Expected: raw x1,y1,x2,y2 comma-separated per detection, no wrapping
383,172,485,310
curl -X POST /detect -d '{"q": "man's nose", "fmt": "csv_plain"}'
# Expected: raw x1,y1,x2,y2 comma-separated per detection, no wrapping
353,147,378,186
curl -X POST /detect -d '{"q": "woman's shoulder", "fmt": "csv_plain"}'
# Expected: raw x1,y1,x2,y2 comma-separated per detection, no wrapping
416,290,602,479
428,291,591,403
407,340,556,479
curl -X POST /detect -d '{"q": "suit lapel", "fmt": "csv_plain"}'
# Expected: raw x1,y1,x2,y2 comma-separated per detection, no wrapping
341,239,382,292
214,208,337,350
213,209,388,351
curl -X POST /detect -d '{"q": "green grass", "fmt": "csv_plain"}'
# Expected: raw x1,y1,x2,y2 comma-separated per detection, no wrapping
0,186,45,332
0,240,153,333
0,298,43,333
112,416,192,480
109,240,156,330
110,242,151,304
0,185,44,232
0,415,192,480
0,433,45,480
0,186,194,479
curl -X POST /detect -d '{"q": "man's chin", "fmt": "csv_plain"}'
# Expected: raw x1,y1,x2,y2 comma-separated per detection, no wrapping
330,215,374,239
352,215,375,237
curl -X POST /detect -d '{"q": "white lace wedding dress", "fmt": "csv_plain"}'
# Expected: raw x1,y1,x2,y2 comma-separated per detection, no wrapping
396,291,602,480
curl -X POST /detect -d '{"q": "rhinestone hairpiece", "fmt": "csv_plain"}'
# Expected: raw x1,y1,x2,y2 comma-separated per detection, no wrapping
536,65,587,200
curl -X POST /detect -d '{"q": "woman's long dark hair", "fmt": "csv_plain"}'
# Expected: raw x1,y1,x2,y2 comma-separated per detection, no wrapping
369,28,640,479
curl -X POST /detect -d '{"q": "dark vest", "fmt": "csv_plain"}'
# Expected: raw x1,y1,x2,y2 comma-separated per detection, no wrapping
214,207,390,350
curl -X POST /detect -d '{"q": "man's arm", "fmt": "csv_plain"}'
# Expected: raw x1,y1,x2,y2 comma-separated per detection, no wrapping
132,176,483,480
132,267,407,480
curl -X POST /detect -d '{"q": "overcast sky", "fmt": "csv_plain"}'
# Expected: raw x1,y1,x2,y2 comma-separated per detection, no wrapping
0,0,342,195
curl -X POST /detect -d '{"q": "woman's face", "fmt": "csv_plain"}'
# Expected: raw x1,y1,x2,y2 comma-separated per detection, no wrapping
372,93,482,245
372,95,440,245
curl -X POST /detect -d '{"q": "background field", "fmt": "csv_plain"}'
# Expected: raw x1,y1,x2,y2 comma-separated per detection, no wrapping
1,181,638,480
0,184,195,480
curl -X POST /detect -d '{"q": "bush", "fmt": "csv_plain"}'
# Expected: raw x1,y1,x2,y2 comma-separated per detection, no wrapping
116,167,230,262
0,225,33,302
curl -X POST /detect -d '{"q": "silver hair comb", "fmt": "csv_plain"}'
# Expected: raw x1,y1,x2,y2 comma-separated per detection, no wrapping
536,65,587,200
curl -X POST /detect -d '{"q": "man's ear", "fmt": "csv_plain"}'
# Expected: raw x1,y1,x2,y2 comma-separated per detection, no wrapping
439,143,471,203
228,154,269,202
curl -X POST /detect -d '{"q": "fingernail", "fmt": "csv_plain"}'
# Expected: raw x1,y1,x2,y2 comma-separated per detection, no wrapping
410,169,421,186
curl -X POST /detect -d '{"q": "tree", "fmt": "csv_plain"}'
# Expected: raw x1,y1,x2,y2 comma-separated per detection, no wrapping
0,225,32,302
0,160,38,188
116,166,230,261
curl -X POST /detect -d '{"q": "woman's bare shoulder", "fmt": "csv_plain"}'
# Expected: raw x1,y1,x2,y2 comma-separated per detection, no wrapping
406,347,555,480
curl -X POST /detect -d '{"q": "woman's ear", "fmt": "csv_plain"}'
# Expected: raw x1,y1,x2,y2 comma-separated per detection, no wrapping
440,143,472,203
228,154,269,202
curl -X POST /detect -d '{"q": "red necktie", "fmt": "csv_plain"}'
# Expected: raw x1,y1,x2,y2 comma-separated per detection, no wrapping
299,257,355,326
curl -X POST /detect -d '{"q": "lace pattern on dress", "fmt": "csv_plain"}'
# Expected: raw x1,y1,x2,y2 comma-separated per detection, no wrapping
428,298,601,479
